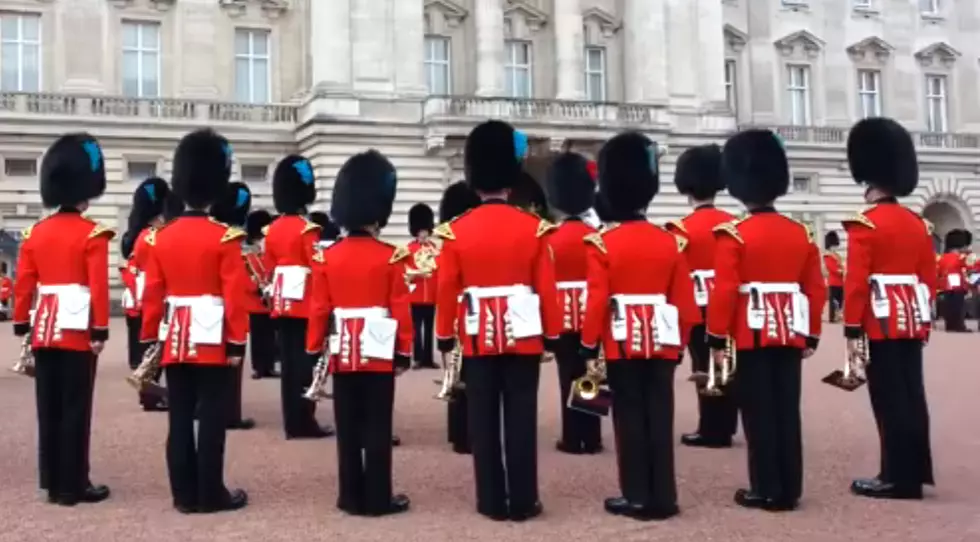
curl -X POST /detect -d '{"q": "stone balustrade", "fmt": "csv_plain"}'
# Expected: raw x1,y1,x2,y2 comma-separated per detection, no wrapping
422,96,671,128
742,124,980,150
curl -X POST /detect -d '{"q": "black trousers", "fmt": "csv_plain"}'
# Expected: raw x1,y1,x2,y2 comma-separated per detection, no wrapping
165,364,233,508
555,333,602,449
447,359,470,447
941,291,967,331
411,304,435,366
607,359,677,509
276,317,318,435
34,349,95,499
249,313,276,375
333,372,396,513
227,361,246,425
867,340,934,488
828,286,843,323
687,324,738,439
126,315,162,406
466,355,540,515
736,348,803,503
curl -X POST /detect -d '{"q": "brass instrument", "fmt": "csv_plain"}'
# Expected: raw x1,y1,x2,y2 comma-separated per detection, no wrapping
404,244,438,285
571,352,607,402
822,334,868,391
9,336,35,378
689,337,736,395
243,246,272,306
126,342,167,397
304,334,334,402
435,341,464,401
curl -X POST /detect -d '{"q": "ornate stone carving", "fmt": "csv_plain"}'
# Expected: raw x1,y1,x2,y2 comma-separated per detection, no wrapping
846,36,894,64
219,0,288,19
582,7,620,38
548,137,567,153
424,0,468,29
773,30,824,60
504,0,548,33
724,24,748,55
914,42,960,69
425,133,447,155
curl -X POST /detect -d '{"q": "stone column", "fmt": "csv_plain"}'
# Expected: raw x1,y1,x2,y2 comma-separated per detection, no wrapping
474,0,505,96
623,0,668,104
310,0,352,92
696,0,727,106
554,0,585,100
393,0,426,96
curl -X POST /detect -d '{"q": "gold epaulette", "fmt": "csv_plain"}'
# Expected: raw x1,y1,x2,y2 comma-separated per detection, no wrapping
217,218,246,243
536,219,558,238
665,219,687,234
842,211,875,230
712,220,744,244
144,228,157,246
433,221,454,241
261,224,271,237
598,222,620,235
21,224,33,240
88,222,116,240
784,215,815,244
674,234,688,252
312,249,324,264
966,253,978,266
301,218,321,235
389,244,411,264
584,232,606,254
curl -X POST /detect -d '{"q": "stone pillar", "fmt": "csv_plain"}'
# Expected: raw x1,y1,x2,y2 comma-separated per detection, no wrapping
474,0,505,96
310,0,352,92
623,0,668,104
666,0,696,104
393,0,426,96
696,0,726,106
554,0,585,100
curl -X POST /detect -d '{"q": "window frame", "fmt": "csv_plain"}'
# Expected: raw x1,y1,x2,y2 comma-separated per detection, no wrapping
121,20,162,99
584,45,607,102
857,69,882,119
0,12,42,92
234,27,272,104
786,64,812,126
504,40,533,99
423,35,452,96
925,74,948,133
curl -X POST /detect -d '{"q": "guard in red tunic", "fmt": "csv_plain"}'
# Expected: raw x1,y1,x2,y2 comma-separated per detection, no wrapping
13,132,113,506
823,231,844,323
264,155,334,439
665,143,738,450
0,264,12,315
579,133,700,521
210,182,258,431
434,120,562,522
305,150,413,516
244,209,278,379
842,118,936,500
309,211,341,250
937,229,969,331
707,129,826,512
543,152,603,455
406,203,438,369
139,129,251,514
121,177,171,411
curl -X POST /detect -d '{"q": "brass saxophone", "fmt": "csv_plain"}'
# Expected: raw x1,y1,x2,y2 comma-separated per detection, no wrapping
126,342,167,398
9,336,35,378
435,340,464,401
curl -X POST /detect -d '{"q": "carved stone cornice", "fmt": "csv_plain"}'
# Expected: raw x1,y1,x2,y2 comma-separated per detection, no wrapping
915,41,960,69
582,7,620,38
108,0,175,10
424,0,468,29
724,24,748,54
773,29,824,60
846,36,894,65
504,0,548,33
219,0,289,20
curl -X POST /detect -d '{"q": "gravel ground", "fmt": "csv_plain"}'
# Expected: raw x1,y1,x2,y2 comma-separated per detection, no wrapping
1,320,979,542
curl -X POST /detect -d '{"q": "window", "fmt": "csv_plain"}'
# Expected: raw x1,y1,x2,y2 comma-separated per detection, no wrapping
724,60,738,114
127,161,157,183
234,28,270,103
240,164,268,184
121,21,160,98
925,74,948,132
0,13,41,92
920,0,940,14
3,158,36,177
424,36,451,95
791,174,812,193
857,69,881,118
853,0,872,9
584,46,606,101
786,65,811,126
504,40,532,98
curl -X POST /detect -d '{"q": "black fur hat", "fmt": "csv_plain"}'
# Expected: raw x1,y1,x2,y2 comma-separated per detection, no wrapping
847,117,918,198
722,129,789,206
308,211,341,241
944,229,964,252
965,230,974,247
120,230,136,260
597,131,660,215
245,210,272,241
408,203,435,236
172,128,232,209
438,181,481,223
272,155,316,214
594,192,614,222
39,133,107,208
824,231,840,250
163,192,185,222
545,152,595,216
330,150,397,231
674,144,724,200
509,171,551,220
210,182,251,227
129,177,170,230
464,120,528,193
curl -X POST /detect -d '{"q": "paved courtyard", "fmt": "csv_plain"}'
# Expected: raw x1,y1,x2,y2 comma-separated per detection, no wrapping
1,320,978,542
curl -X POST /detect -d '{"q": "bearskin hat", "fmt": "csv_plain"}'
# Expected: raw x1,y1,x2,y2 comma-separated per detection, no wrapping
330,150,397,231
964,230,974,247
129,177,170,229
674,144,724,200
593,192,613,223
39,133,107,208
847,117,918,198
545,152,596,216
210,182,251,227
438,181,481,223
408,203,435,236
308,211,341,241
272,155,317,214
721,129,789,206
824,231,840,250
163,192,185,222
597,131,660,216
509,171,551,220
464,120,528,193
245,210,272,242
120,231,136,260
944,229,964,252
172,129,232,209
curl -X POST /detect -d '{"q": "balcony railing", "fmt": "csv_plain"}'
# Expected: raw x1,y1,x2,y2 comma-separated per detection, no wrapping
423,96,671,128
0,92,298,125
741,124,980,150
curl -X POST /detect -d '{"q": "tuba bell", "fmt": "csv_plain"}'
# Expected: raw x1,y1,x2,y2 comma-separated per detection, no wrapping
126,342,167,397
9,336,35,378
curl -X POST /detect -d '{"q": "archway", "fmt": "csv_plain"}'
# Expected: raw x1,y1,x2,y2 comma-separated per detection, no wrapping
922,199,968,252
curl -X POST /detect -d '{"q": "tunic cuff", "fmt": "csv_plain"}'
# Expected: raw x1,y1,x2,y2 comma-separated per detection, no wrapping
705,332,728,350
437,337,456,353
394,354,411,370
90,328,109,342
843,325,863,340
543,336,559,353
226,343,246,358
13,322,30,337
805,336,819,350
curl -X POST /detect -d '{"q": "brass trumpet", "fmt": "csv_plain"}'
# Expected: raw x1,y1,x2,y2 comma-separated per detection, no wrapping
822,334,868,391
435,341,464,401
126,342,167,397
303,355,332,402
9,336,35,378
690,337,736,395
243,248,272,307
572,354,607,402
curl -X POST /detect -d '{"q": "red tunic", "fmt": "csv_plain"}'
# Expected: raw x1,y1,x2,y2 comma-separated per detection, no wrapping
665,205,736,309
706,210,826,351
434,202,562,356
12,211,114,351
406,238,438,305
842,202,936,341
263,214,321,319
579,221,701,362
119,264,139,318
305,234,413,373
823,251,844,288
936,252,967,293
139,214,250,365
120,228,154,317
544,218,595,333
0,276,12,302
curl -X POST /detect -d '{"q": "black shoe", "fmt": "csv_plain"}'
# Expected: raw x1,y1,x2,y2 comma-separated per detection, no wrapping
452,443,472,455
228,418,256,431
631,504,680,521
764,499,799,512
51,494,79,507
199,489,248,513
286,425,335,440
81,484,110,503
392,435,402,447
603,497,632,516
250,371,263,380
734,488,769,509
509,501,543,522
555,440,582,455
174,503,198,514
582,443,604,455
477,505,509,521
142,401,168,412
851,478,923,500
367,494,411,516
681,433,732,449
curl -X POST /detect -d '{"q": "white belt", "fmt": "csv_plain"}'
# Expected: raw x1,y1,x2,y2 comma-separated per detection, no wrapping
869,274,918,286
738,282,800,294
167,294,224,308
557,281,586,290
691,270,715,280
38,284,90,296
612,294,667,306
465,284,531,299
333,307,389,319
